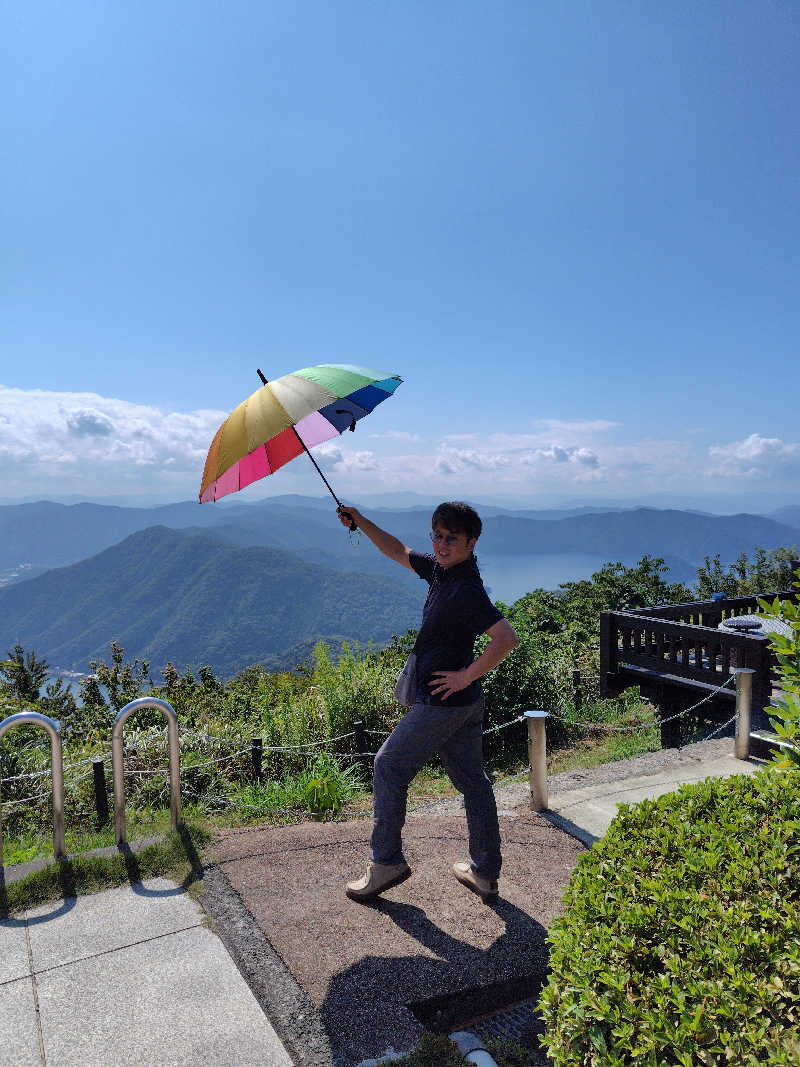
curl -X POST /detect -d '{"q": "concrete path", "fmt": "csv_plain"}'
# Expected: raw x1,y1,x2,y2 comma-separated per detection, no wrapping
459,736,767,847
0,877,292,1067
541,749,764,845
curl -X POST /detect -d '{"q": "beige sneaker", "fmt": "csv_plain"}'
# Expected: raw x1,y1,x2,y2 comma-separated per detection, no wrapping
345,861,412,901
453,861,499,903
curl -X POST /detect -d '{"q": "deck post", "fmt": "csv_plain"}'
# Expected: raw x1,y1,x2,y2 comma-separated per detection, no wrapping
733,668,754,760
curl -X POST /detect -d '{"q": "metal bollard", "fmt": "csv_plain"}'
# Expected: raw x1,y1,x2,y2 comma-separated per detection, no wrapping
525,710,548,812
0,711,65,866
733,668,755,760
112,698,181,847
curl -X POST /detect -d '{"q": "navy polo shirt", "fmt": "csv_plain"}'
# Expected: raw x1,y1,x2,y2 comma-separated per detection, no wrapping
409,550,504,707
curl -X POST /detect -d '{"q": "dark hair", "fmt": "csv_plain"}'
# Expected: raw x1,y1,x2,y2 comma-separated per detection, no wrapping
431,501,482,542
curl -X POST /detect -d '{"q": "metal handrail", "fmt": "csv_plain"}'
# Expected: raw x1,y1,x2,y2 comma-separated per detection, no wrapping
0,711,65,866
112,698,182,846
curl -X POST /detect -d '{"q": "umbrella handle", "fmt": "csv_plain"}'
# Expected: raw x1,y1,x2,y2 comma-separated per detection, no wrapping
336,506,358,532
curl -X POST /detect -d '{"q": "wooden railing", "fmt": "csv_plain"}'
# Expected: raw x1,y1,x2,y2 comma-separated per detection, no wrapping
600,589,797,718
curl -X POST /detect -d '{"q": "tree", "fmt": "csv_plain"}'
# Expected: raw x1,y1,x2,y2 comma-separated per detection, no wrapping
555,556,693,654
0,644,50,702
84,641,152,713
696,546,799,599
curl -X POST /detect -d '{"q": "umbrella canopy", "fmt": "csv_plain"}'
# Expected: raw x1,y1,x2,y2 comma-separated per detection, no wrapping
199,363,403,502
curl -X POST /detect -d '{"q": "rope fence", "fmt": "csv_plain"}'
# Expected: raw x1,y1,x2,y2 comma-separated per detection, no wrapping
0,669,754,833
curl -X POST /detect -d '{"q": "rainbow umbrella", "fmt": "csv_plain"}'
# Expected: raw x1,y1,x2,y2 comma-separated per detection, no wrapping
199,363,403,504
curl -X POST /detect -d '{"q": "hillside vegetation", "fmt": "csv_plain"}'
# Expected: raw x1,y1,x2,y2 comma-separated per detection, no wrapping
0,526,423,677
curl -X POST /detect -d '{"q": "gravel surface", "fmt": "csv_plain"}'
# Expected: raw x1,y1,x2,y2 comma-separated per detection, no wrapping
208,812,583,1066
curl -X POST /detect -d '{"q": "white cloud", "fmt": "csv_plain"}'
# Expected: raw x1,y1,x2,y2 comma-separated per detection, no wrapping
316,442,379,472
0,385,226,497
434,442,600,476
708,433,800,478
368,430,421,442
532,418,620,437
1,384,795,506
66,409,115,437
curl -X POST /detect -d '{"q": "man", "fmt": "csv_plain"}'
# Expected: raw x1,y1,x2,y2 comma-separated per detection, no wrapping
336,501,518,903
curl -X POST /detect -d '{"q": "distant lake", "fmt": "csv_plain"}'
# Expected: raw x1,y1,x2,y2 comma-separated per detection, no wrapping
478,553,610,603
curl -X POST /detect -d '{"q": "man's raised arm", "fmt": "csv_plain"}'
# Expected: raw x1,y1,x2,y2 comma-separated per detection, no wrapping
337,506,414,570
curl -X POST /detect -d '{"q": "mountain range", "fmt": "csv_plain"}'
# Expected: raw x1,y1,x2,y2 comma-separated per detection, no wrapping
2,497,799,576
0,526,425,678
1,496,797,680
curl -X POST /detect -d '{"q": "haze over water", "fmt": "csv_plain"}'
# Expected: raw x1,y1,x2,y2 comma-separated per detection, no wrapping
478,553,610,603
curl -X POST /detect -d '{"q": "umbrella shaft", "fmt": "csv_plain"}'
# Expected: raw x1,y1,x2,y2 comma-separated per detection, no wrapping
290,424,342,508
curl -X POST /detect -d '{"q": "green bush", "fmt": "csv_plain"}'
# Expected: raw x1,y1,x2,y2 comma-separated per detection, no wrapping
760,568,800,770
539,769,800,1066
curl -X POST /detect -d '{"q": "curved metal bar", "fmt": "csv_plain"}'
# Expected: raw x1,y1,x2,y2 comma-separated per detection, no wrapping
112,698,182,847
0,711,65,866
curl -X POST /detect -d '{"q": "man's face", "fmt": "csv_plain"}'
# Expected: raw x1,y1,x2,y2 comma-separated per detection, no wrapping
430,523,476,569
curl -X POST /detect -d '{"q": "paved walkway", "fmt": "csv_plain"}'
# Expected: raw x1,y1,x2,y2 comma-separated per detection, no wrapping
0,877,291,1066
0,738,768,1066
496,737,766,846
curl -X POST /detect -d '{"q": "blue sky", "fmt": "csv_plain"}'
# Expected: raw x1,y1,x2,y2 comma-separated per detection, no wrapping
2,1,798,510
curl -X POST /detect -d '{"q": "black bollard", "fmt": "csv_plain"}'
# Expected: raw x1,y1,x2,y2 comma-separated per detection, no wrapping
92,759,109,826
353,720,371,785
251,736,263,781
572,670,583,712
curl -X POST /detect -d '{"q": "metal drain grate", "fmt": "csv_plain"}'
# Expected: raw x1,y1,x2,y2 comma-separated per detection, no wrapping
468,998,540,1044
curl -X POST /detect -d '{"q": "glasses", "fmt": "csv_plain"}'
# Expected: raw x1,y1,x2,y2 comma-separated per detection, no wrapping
429,531,462,546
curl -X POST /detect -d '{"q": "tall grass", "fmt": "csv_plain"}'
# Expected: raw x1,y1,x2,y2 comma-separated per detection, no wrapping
1,636,658,865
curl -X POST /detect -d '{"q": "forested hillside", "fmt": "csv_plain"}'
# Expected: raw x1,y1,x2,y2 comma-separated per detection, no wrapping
0,526,424,677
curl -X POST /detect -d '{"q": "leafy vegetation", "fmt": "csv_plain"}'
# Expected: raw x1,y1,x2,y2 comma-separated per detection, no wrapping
0,552,687,864
391,1031,535,1066
0,545,794,868
759,566,800,769
0,821,212,918
696,546,799,598
539,769,800,1065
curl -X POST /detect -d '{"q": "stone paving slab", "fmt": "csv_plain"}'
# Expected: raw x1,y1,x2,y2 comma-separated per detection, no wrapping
0,977,41,1066
542,752,764,845
2,878,293,1067
35,924,292,1067
25,877,202,971
0,920,31,983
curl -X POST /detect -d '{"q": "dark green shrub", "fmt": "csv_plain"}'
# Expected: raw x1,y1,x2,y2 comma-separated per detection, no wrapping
539,769,800,1066
760,568,800,770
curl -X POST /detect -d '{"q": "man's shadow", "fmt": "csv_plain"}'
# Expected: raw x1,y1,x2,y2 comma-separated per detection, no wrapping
319,896,549,1065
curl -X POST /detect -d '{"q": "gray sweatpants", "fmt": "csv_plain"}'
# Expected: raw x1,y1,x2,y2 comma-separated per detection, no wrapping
370,697,502,880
